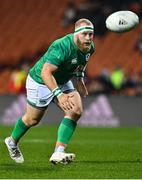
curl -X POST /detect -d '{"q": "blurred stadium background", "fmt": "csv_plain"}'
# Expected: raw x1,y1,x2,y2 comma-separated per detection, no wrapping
0,0,142,126
1,0,142,179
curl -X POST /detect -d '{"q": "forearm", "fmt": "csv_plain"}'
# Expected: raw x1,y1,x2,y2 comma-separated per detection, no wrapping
41,71,64,97
75,76,88,97
41,70,58,91
76,76,84,82
76,77,86,87
41,63,64,97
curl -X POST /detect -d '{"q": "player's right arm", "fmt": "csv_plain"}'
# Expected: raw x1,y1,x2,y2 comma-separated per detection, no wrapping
41,62,74,111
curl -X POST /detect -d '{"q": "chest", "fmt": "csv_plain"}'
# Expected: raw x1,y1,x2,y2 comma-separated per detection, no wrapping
62,51,91,71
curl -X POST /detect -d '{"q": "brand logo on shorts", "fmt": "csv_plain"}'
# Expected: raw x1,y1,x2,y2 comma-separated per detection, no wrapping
39,99,47,104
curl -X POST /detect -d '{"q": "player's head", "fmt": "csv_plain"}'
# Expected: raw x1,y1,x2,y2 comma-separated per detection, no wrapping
74,18,94,52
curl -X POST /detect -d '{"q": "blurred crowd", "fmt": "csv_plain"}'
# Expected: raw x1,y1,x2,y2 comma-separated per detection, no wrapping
61,0,142,96
86,66,142,96
2,62,142,97
0,0,142,96
0,48,45,95
62,0,142,36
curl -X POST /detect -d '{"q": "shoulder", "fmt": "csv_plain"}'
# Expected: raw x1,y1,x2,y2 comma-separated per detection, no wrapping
52,33,73,49
47,34,73,57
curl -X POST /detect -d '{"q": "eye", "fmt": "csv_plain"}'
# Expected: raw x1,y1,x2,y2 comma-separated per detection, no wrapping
89,32,93,36
82,32,87,36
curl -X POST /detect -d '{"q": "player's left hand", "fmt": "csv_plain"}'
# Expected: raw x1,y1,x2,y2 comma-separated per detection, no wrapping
76,79,88,97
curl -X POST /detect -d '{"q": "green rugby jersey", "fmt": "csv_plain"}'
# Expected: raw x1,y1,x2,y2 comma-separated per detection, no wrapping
29,33,95,85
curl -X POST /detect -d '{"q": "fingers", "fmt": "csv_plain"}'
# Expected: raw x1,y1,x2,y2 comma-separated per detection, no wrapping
62,98,75,111
57,93,77,111
60,102,72,111
60,98,75,111
69,100,75,107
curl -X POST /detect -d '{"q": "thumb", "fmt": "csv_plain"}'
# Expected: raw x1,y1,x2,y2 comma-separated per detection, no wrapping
68,94,74,98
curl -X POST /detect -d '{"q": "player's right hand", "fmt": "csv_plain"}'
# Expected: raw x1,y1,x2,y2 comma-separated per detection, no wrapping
57,93,75,111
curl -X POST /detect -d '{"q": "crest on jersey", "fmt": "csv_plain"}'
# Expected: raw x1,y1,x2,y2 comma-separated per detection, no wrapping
86,53,90,61
71,58,77,64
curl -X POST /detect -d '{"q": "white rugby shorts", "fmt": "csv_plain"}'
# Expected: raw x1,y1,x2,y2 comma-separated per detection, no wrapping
26,75,75,108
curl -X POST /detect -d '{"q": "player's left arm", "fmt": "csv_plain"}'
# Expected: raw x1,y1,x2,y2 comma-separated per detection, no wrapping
75,65,88,97
75,44,95,97
76,43,95,97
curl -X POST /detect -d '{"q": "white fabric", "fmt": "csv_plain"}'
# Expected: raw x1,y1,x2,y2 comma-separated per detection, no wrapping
26,75,75,107
49,152,75,164
5,137,24,163
55,145,65,153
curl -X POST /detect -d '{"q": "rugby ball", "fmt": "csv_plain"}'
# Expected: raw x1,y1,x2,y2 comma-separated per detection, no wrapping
106,11,139,33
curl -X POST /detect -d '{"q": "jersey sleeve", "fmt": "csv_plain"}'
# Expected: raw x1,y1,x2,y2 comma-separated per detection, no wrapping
43,43,66,67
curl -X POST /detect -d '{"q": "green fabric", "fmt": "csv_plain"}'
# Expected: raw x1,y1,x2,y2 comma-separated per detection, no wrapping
12,118,30,142
29,33,95,85
27,99,36,107
57,118,77,145
53,88,62,96
76,71,85,77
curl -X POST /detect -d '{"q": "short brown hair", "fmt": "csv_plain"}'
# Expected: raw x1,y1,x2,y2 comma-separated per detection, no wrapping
75,18,93,30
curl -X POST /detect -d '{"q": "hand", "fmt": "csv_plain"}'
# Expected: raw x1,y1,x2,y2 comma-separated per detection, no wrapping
76,80,88,97
57,93,75,111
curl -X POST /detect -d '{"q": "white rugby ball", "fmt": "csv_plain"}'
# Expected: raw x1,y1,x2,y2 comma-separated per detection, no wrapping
106,11,139,33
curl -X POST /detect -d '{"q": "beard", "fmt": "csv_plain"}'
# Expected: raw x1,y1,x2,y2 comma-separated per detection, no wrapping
76,37,91,52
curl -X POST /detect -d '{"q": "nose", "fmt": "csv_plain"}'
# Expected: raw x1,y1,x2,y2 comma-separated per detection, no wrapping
86,34,91,41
